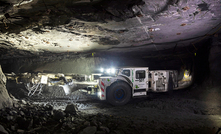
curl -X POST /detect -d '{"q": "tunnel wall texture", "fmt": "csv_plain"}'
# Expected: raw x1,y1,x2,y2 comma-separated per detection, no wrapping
16,56,149,75
193,34,221,86
32,57,105,75
209,34,221,85
0,65,12,109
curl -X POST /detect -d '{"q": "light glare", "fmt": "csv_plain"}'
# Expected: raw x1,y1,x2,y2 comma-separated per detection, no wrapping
97,92,101,96
111,68,115,74
106,69,111,73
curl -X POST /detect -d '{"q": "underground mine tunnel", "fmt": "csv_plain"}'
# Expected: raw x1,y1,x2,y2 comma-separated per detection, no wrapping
0,0,221,133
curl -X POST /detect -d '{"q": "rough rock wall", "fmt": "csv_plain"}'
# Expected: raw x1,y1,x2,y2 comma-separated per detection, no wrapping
0,65,12,109
17,56,149,75
209,34,221,85
33,57,106,75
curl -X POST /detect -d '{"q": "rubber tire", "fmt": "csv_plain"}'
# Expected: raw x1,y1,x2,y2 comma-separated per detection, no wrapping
167,75,174,95
107,81,131,106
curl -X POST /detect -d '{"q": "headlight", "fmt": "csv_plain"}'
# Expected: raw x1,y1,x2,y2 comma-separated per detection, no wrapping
97,92,101,96
106,69,111,73
184,70,190,78
111,68,115,74
100,67,116,74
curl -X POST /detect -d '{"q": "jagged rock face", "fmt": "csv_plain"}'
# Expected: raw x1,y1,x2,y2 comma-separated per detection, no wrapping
0,0,220,59
0,65,12,109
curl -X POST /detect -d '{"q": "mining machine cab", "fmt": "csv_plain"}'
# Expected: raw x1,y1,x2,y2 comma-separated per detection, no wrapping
92,67,178,106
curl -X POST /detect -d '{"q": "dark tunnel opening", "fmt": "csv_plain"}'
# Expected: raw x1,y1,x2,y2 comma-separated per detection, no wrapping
193,38,211,85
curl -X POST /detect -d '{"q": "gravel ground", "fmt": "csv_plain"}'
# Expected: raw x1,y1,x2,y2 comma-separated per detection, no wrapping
1,85,221,134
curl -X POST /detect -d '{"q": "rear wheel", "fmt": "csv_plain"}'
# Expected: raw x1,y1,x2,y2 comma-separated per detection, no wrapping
107,81,131,106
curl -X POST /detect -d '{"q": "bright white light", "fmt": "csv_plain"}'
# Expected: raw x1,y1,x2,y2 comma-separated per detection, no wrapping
97,92,101,96
106,69,111,73
89,75,92,81
111,68,115,74
100,68,104,72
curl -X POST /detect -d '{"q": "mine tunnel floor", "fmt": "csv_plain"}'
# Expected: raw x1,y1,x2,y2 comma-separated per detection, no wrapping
11,85,220,134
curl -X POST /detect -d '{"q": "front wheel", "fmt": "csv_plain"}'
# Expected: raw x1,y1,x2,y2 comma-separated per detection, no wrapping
107,81,131,106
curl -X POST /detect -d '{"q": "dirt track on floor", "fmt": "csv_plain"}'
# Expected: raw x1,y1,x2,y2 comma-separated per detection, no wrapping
27,85,221,134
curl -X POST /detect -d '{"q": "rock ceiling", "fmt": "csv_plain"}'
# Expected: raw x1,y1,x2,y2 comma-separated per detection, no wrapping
0,0,220,59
